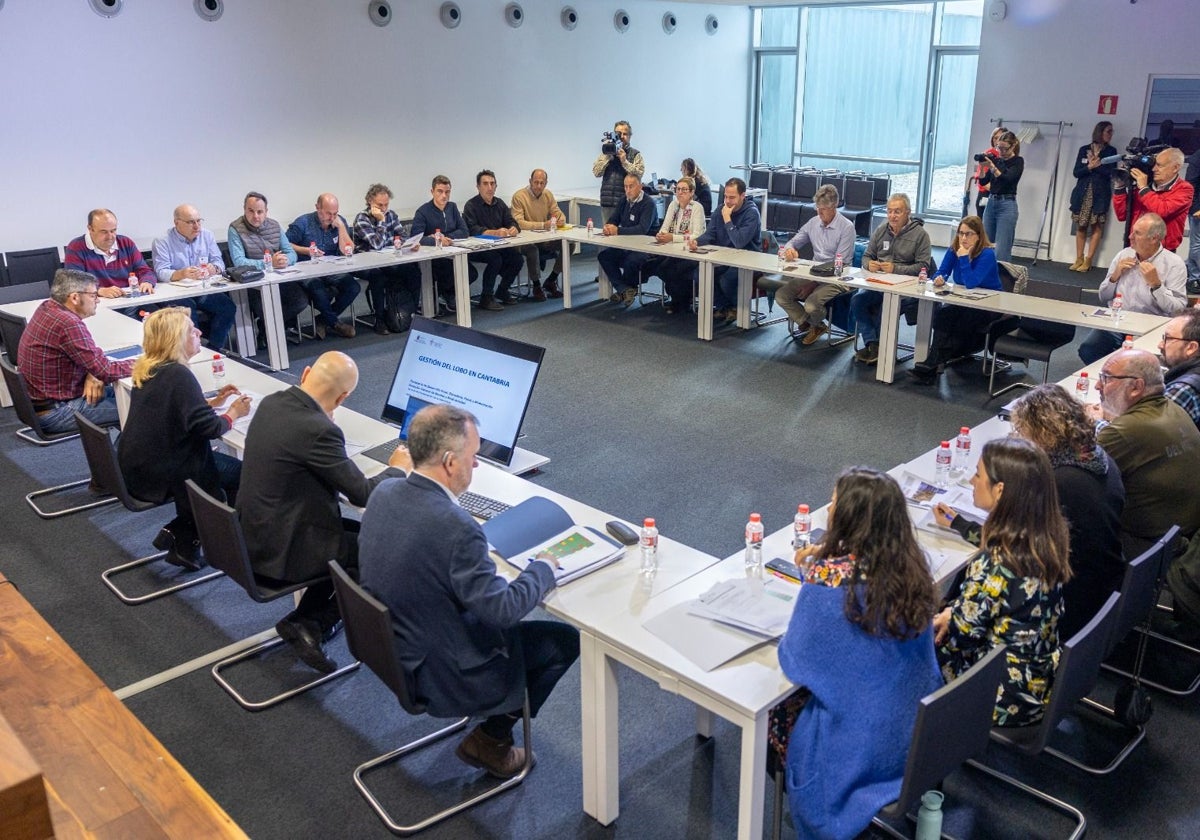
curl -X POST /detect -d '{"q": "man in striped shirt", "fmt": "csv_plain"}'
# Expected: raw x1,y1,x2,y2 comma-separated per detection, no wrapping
63,209,156,298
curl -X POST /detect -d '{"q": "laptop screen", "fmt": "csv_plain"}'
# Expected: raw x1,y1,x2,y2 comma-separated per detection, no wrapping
380,316,545,466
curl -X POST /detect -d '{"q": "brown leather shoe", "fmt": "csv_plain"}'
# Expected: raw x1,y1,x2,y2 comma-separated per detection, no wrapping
331,321,356,338
529,285,547,301
801,323,828,346
543,276,563,298
454,725,532,779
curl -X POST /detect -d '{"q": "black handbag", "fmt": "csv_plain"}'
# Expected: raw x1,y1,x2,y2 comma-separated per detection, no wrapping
809,261,836,277
225,265,264,283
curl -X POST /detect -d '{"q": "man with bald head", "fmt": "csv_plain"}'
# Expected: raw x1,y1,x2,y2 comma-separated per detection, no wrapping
152,204,237,349
238,351,411,672
1087,349,1200,555
286,193,360,339
511,168,566,299
64,209,155,298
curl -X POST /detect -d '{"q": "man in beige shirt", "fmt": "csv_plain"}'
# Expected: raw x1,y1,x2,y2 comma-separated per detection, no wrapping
511,168,565,300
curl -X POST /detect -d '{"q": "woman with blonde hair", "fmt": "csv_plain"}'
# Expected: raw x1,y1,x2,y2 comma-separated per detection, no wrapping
118,307,250,570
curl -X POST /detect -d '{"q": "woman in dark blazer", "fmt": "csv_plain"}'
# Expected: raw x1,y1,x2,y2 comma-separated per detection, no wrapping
118,306,250,570
1069,120,1118,272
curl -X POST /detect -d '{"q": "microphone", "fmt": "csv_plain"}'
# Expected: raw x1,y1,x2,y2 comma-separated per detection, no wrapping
1098,153,1124,166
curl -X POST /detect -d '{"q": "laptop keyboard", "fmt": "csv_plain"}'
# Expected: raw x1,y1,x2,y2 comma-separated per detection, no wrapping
362,437,404,464
458,491,511,520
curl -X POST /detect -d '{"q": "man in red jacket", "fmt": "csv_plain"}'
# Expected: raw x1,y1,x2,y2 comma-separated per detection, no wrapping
1114,147,1194,251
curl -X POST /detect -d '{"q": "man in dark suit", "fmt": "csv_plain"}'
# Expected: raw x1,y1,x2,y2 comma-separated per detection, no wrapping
238,351,410,673
358,405,579,779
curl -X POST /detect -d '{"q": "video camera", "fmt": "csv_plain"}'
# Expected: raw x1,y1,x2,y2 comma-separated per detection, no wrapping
1110,137,1169,191
601,130,624,156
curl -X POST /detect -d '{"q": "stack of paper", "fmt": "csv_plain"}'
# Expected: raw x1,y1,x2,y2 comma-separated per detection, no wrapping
687,576,799,638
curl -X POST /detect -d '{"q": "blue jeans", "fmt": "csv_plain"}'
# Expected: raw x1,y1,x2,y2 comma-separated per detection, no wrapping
850,289,884,344
305,274,360,326
713,265,739,310
983,195,1018,262
1187,216,1200,286
189,294,237,350
37,386,120,435
1078,329,1123,365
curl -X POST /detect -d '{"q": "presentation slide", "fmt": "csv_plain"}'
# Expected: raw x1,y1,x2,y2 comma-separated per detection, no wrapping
385,326,539,446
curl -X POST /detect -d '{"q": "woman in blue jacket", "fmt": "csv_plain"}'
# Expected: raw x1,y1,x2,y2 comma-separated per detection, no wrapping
771,468,942,840
909,214,1002,384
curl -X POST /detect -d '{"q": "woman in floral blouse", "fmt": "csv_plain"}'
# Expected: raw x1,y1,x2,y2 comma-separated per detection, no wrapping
933,437,1073,727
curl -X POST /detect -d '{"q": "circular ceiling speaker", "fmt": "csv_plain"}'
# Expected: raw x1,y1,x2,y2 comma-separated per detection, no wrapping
613,9,630,33
560,6,578,31
88,0,122,18
662,12,676,35
439,2,461,29
368,0,392,27
504,3,523,28
194,0,223,22
704,14,719,35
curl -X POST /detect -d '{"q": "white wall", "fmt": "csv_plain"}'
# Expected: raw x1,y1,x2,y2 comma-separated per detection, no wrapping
0,0,749,252
971,0,1199,265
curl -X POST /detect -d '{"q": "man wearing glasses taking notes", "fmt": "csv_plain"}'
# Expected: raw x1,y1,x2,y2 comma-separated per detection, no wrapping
1158,308,1200,429
1078,213,1187,365
152,204,237,350
16,269,135,434
1084,349,1200,556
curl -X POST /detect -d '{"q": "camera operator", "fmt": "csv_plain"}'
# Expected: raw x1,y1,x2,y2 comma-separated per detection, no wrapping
1187,148,1200,289
977,129,1022,262
1113,147,1193,252
592,121,645,235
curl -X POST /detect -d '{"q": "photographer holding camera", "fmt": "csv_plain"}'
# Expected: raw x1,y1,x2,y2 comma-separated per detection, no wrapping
1113,146,1193,252
977,129,1022,262
592,121,645,233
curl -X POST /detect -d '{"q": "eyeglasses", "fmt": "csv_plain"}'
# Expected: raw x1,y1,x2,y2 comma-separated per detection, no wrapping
1160,335,1189,344
675,187,692,194
76,290,99,298
177,218,203,226
957,230,977,237
1097,372,1141,384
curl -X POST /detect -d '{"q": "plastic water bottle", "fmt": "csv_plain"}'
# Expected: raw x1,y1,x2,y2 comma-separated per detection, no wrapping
684,231,692,253
778,246,787,269
587,218,594,237
792,504,812,550
952,426,972,477
1112,292,1124,324
211,353,225,380
1075,371,1090,398
309,241,319,262
918,266,928,285
435,228,443,251
393,235,403,252
1122,334,1135,350
262,249,272,273
834,251,844,277
935,441,952,488
639,518,659,575
744,513,764,572
915,790,944,840
127,274,139,298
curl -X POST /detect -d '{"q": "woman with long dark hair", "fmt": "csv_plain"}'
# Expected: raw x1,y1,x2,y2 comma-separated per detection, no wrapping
1069,121,1118,272
933,437,1072,726
771,468,942,839
680,157,713,217
979,129,1023,261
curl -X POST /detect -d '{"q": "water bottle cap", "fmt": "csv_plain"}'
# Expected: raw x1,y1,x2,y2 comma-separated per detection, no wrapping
749,513,761,522
940,441,950,448
1125,335,1133,340
1079,371,1088,377
212,354,221,360
960,426,970,434
643,518,655,527
797,504,809,514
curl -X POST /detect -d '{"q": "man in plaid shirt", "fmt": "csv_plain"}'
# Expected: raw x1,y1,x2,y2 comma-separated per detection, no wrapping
1161,309,1200,430
16,269,134,434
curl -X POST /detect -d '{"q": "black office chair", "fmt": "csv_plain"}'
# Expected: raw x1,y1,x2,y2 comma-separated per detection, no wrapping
966,592,1121,840
1042,527,1177,775
986,280,1079,398
839,178,877,238
0,310,27,364
866,645,1009,840
3,246,60,289
75,413,225,605
767,170,799,234
868,173,892,207
1,357,118,519
329,560,533,835
186,480,359,711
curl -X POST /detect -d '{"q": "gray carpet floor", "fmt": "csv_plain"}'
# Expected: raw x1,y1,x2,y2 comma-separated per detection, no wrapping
2,251,1197,838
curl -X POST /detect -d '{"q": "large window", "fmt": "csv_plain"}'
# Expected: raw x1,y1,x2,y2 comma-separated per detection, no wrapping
751,2,982,219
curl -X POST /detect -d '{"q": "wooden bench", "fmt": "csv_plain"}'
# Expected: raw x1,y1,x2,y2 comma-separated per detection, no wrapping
0,574,247,838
